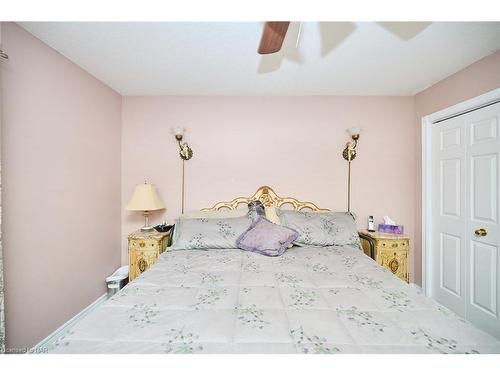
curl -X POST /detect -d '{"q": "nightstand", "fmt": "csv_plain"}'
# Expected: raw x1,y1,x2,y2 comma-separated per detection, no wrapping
128,228,173,281
358,230,409,283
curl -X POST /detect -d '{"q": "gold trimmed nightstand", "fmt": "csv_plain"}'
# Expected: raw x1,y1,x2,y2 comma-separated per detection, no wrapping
358,230,409,283
128,228,173,282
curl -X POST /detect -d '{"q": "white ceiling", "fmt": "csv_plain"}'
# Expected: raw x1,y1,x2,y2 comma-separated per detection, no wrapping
19,22,500,96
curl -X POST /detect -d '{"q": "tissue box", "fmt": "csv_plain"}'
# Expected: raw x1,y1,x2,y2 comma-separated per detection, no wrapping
378,224,404,235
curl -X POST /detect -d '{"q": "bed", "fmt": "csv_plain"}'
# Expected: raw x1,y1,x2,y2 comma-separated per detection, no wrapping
48,187,500,354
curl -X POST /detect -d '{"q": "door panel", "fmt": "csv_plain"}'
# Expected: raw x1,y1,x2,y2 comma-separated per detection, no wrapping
441,158,461,217
441,127,461,149
470,240,497,316
470,117,497,145
432,116,467,317
465,102,500,338
471,154,497,223
440,233,461,296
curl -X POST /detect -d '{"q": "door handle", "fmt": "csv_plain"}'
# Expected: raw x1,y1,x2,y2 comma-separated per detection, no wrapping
474,228,487,237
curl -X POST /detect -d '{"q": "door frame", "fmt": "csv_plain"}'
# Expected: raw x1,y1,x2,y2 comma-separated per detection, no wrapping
422,88,500,296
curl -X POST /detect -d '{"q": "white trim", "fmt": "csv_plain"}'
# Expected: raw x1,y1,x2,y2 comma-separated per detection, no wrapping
421,116,432,296
421,87,500,297
409,282,423,292
31,293,107,353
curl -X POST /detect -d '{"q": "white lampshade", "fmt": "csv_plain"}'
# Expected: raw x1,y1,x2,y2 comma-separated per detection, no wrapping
126,183,165,211
171,126,185,137
347,127,361,136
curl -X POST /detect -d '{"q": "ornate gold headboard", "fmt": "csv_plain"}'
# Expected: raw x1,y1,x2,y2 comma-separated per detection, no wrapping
201,186,329,212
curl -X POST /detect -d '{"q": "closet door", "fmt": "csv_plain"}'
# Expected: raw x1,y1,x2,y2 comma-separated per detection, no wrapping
431,101,500,339
465,102,500,338
432,114,467,317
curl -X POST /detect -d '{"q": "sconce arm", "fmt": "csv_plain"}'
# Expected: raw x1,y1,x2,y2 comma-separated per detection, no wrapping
177,138,193,161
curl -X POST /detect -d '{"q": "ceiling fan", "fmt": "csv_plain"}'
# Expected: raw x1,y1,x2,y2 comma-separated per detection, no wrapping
258,22,292,54
257,21,432,55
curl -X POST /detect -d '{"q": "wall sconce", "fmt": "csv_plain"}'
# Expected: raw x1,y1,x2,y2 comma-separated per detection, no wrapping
171,127,194,214
172,126,193,161
342,127,361,212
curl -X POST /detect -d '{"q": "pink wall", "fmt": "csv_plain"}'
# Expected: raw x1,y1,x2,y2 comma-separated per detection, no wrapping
413,51,500,285
122,96,417,273
0,23,122,349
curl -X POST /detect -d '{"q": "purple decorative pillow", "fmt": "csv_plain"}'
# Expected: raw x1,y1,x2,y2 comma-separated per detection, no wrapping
236,216,299,257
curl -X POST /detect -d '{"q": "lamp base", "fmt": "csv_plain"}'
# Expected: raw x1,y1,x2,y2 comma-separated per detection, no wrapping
141,211,154,232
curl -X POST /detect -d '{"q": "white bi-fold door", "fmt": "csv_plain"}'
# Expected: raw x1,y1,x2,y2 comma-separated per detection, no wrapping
431,101,500,339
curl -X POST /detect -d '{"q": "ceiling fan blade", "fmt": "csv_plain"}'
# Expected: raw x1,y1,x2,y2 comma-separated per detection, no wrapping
258,22,290,54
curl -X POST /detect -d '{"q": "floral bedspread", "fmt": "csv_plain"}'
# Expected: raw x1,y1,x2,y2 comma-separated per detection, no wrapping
49,246,500,354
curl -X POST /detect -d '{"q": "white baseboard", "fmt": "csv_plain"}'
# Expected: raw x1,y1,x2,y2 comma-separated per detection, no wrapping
32,293,107,353
409,282,423,292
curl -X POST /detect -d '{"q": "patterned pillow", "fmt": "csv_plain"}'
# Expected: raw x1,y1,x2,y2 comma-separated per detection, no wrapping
277,209,360,247
171,216,253,250
236,216,299,257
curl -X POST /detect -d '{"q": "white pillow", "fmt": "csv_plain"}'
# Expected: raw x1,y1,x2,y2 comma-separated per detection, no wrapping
264,206,281,225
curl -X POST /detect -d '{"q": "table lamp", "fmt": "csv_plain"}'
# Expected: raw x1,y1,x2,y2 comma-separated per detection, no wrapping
126,182,165,232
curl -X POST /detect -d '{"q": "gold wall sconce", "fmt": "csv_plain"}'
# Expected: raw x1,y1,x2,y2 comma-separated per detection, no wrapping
173,127,193,161
342,127,361,213
171,127,194,213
